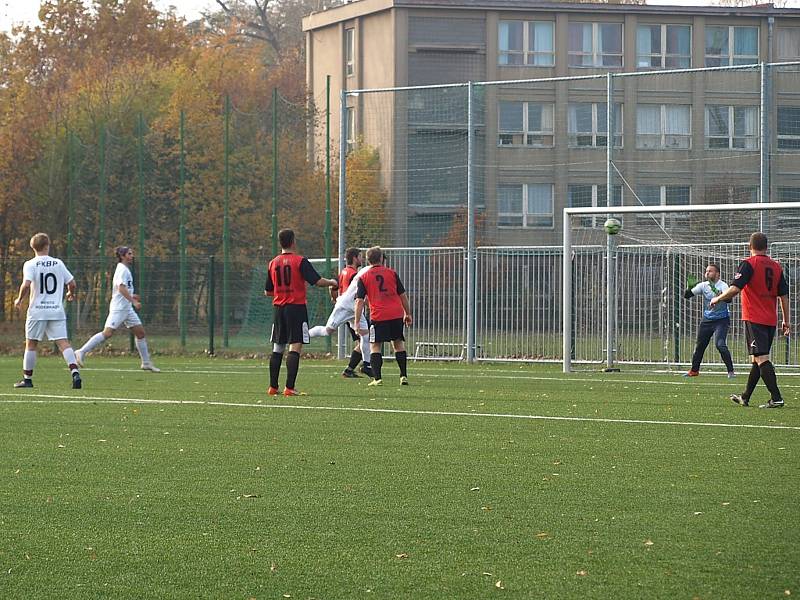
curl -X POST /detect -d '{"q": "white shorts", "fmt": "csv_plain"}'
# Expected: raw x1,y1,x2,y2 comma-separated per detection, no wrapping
104,307,142,330
325,305,368,334
26,319,68,341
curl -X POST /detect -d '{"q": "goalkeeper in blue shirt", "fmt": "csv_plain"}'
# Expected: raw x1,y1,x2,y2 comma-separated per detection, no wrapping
683,263,735,378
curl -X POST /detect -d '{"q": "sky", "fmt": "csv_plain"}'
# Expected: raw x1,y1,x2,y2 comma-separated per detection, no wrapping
1,0,799,33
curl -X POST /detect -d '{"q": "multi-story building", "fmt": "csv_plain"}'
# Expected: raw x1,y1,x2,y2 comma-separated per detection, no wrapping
303,1,800,245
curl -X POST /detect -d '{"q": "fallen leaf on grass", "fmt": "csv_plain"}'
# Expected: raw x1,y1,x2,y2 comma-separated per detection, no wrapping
57,444,66,448
576,570,588,576
481,506,492,511
535,532,549,539
482,572,493,577
785,591,791,596
270,562,278,573
644,540,654,547
495,580,504,589
237,494,260,500
693,512,703,516
470,487,480,492
395,553,409,559
722,502,730,506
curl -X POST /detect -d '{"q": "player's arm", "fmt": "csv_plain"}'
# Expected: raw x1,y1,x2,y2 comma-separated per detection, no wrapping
264,268,274,297
14,280,31,309
778,272,790,336
300,258,337,289
684,275,700,299
399,292,412,326
65,279,76,302
710,262,750,307
395,273,412,325
354,280,367,324
117,282,141,309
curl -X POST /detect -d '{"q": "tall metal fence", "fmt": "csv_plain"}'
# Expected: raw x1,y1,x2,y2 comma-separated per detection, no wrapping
340,62,800,366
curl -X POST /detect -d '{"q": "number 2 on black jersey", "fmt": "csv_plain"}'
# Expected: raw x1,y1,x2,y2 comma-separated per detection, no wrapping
375,274,387,292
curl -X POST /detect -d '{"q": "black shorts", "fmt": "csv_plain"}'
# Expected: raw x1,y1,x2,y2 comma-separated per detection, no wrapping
745,321,776,357
345,321,359,342
271,304,310,345
369,318,405,343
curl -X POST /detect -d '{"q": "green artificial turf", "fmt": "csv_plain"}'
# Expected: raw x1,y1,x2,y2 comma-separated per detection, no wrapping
0,357,798,599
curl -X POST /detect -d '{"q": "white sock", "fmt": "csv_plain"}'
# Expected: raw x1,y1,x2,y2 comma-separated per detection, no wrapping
23,350,36,376
135,337,151,364
81,332,107,355
308,325,328,338
360,335,370,362
62,348,79,373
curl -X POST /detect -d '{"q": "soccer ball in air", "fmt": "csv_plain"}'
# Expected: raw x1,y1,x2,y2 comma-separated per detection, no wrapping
603,218,622,236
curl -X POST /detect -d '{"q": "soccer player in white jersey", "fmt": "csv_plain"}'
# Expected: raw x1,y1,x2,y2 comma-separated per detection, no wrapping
75,246,160,372
308,247,373,378
13,233,82,389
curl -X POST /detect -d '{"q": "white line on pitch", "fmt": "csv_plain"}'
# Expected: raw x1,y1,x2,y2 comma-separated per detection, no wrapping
68,367,800,389
0,393,798,432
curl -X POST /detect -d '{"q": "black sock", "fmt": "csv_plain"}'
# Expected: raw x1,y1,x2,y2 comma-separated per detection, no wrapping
347,350,361,371
759,360,782,402
743,362,760,400
370,353,383,380
395,351,407,377
286,351,300,390
269,352,283,389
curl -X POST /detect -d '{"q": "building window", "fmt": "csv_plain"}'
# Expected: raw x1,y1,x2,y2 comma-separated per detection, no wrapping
567,103,622,148
345,107,356,152
568,184,623,228
636,185,691,227
498,101,554,147
705,106,758,150
636,105,691,150
497,183,553,228
499,20,554,66
345,28,355,77
705,26,758,67
777,28,800,61
777,187,800,227
568,22,623,68
778,106,800,150
636,24,691,69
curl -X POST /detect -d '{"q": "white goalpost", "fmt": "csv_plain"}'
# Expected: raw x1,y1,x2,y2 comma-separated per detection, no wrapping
563,201,800,373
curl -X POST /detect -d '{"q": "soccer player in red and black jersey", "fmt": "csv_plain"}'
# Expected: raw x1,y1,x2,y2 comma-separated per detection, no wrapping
354,246,413,387
264,228,338,396
710,232,791,408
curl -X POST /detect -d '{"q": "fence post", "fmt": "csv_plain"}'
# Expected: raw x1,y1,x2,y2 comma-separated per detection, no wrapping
673,251,681,365
223,95,230,348
562,211,572,373
337,89,348,360
179,109,187,347
759,62,770,231
324,75,333,354
466,82,476,364
208,255,216,356
137,112,146,312
605,73,618,372
99,124,107,330
271,88,279,258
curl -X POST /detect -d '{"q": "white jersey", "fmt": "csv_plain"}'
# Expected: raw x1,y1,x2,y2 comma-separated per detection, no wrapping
110,263,135,312
335,265,372,311
22,255,73,320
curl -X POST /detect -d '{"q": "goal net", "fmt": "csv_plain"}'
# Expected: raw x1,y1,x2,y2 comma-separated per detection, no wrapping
562,201,800,372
